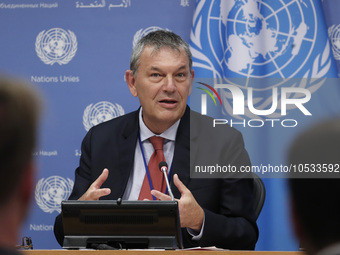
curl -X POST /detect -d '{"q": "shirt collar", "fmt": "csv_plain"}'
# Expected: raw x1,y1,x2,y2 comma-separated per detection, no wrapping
139,107,180,142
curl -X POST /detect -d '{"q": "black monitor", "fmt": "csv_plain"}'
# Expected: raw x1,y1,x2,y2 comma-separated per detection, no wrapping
61,200,183,250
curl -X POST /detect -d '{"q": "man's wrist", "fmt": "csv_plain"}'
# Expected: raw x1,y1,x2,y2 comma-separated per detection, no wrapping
187,211,205,240
191,207,204,231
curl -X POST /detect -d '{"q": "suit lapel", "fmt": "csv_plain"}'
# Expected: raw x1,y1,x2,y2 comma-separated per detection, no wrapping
171,106,192,198
109,110,140,199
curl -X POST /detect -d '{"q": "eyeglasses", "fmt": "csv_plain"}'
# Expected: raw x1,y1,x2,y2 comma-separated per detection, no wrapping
16,236,33,250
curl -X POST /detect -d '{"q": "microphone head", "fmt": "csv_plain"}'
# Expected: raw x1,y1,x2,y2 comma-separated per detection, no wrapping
159,161,168,171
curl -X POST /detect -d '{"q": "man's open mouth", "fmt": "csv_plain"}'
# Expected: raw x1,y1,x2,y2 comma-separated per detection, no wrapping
160,99,177,104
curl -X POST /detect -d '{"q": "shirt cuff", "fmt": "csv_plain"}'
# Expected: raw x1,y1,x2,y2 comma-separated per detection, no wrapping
186,213,205,241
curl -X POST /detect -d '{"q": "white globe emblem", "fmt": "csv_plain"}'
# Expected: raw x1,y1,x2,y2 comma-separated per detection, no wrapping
83,101,125,131
217,0,317,81
35,28,77,65
191,0,331,118
35,176,74,214
133,26,170,48
328,24,340,60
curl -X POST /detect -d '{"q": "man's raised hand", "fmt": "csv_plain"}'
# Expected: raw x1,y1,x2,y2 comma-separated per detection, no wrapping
78,168,111,200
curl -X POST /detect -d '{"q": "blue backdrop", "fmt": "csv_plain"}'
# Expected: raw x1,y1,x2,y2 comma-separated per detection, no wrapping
0,0,340,251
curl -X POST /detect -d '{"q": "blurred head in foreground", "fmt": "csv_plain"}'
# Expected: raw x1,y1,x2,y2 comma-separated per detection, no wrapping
288,119,340,255
0,77,41,251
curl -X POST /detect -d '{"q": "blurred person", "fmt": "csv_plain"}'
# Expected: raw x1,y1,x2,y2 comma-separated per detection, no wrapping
0,77,41,254
289,119,340,255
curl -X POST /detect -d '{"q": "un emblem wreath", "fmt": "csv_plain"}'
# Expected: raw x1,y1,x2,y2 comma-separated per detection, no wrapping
83,101,125,131
35,176,74,214
35,28,77,65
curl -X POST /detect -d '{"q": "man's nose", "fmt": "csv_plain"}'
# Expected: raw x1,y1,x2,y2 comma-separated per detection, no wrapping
163,75,176,92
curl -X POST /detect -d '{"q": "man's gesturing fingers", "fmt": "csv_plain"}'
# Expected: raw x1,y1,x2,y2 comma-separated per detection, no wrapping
173,174,204,231
151,190,172,201
78,168,111,200
149,174,204,231
173,174,189,195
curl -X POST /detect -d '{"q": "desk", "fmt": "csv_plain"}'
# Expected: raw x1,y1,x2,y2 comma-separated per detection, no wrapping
23,250,304,255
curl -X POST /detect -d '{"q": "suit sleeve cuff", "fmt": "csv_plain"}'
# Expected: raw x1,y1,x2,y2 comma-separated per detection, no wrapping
186,212,205,241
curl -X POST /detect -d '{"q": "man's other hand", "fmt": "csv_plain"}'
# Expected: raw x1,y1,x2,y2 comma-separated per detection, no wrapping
151,174,204,232
78,168,111,200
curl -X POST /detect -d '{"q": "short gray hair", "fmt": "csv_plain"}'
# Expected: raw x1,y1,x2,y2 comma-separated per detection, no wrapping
130,30,192,75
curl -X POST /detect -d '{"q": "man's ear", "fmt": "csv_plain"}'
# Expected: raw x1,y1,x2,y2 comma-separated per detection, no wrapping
125,70,138,97
14,160,35,223
20,161,35,206
188,69,195,96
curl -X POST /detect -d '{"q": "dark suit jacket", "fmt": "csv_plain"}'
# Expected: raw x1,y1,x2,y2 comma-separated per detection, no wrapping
54,106,258,249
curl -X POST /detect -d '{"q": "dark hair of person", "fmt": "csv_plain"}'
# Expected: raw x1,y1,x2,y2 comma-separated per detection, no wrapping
288,119,340,251
0,77,41,206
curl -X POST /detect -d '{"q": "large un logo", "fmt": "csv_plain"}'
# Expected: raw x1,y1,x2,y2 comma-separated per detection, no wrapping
191,0,332,117
83,101,125,131
35,28,77,65
35,176,74,214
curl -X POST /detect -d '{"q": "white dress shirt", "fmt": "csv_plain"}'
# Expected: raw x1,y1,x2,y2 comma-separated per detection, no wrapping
122,108,179,200
121,108,204,240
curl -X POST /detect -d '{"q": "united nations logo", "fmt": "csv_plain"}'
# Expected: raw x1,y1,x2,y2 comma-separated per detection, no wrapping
190,0,333,118
328,24,340,60
35,28,77,65
83,101,125,131
133,27,170,48
35,176,74,214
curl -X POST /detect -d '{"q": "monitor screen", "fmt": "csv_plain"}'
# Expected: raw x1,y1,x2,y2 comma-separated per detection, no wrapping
61,200,183,250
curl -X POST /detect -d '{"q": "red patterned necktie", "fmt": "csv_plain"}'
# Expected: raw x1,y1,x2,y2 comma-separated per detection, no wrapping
138,136,167,200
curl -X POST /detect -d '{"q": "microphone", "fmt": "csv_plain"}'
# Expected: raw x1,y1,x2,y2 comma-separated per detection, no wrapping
159,161,174,201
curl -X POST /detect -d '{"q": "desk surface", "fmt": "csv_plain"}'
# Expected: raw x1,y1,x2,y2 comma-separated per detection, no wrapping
23,250,303,255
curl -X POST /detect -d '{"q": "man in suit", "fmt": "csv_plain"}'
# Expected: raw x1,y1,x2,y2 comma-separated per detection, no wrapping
289,119,340,255
0,77,41,254
54,30,258,249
